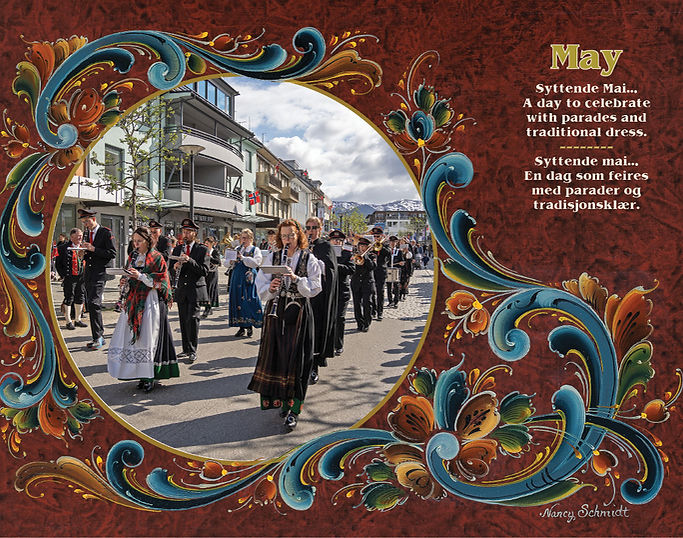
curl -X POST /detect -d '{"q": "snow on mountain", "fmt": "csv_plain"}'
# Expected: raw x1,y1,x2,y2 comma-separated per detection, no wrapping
333,199,423,216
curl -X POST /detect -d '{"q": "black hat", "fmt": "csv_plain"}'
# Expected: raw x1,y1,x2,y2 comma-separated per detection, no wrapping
148,219,163,229
329,229,346,240
77,208,96,219
389,235,398,241
357,237,371,246
180,218,199,230
370,226,383,235
266,229,276,235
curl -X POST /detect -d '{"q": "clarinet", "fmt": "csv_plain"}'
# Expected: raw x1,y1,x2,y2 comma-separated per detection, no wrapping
267,245,289,318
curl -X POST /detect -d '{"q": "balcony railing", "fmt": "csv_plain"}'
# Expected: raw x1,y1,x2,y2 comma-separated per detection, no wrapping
167,126,243,160
280,185,299,203
167,181,242,201
255,171,282,193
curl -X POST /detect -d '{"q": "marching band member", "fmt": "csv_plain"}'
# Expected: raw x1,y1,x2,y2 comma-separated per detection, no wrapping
305,217,338,384
248,219,322,429
350,237,377,332
329,229,354,355
55,228,87,330
369,226,391,321
202,236,221,318
148,220,171,266
386,235,405,308
170,218,210,363
79,208,117,350
227,229,263,337
399,238,414,301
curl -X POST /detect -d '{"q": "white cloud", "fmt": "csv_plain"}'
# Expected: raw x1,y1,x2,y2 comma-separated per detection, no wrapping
228,77,417,204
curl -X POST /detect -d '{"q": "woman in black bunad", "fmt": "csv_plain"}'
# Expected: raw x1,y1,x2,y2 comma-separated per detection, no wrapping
248,219,322,429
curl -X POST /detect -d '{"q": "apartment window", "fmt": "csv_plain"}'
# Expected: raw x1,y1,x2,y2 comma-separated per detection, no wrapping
104,145,124,182
196,80,207,99
245,150,252,172
138,158,151,189
207,82,216,105
217,88,226,111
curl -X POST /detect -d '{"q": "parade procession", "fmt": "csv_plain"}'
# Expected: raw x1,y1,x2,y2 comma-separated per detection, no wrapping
53,210,433,441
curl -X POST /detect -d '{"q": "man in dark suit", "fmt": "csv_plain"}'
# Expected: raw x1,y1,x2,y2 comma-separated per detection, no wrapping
385,235,405,308
79,208,116,349
370,226,391,321
350,237,377,333
306,216,338,384
329,229,354,356
148,219,171,266
170,218,210,363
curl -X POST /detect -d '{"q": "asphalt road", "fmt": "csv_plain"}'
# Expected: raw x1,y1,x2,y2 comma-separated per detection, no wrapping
57,263,435,462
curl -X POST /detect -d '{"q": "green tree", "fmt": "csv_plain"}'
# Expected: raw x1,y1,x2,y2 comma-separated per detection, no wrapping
407,212,428,239
90,98,185,227
339,208,368,237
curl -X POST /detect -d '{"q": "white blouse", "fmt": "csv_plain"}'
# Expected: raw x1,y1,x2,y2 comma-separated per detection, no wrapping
256,249,322,302
131,252,154,288
223,245,263,269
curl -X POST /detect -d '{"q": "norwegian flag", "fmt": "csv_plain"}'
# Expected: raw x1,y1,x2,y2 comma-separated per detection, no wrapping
248,190,261,205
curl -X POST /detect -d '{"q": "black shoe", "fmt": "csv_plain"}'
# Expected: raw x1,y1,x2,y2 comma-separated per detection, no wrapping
284,412,298,429
361,326,369,333
310,370,319,384
246,327,253,337
74,320,87,327
377,315,383,321
65,322,75,330
142,380,155,393
137,379,145,389
334,348,343,356
177,351,188,358
188,353,197,363
235,328,245,337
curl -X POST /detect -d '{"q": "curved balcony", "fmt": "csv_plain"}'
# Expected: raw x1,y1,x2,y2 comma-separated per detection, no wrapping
165,181,244,216
168,127,244,174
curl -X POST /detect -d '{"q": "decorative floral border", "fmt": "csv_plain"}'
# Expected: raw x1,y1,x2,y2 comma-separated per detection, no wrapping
0,27,679,514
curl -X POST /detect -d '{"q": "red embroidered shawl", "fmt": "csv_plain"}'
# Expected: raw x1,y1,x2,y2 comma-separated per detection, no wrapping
124,249,171,343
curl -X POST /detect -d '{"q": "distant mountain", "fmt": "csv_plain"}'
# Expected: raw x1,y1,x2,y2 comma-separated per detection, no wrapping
333,199,424,216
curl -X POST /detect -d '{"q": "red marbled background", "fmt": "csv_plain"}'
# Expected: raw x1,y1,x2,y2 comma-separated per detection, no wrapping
0,0,679,536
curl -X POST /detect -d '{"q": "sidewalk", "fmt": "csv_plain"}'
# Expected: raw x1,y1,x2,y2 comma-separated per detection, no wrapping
58,265,435,461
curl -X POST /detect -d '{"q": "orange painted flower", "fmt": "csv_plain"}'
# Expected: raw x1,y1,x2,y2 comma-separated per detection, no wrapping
443,290,490,336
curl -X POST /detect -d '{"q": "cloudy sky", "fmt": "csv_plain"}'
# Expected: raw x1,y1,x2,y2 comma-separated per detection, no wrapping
227,77,418,204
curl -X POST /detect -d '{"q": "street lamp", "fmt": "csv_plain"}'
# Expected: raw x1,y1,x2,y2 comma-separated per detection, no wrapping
179,144,205,221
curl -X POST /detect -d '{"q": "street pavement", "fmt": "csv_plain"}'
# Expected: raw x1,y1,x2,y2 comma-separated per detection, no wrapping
58,262,435,462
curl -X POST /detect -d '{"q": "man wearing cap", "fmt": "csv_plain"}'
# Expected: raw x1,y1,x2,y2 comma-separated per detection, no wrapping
148,220,171,267
350,237,376,332
170,218,210,363
79,208,117,349
370,226,391,321
329,229,354,355
385,235,405,308
305,217,338,384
